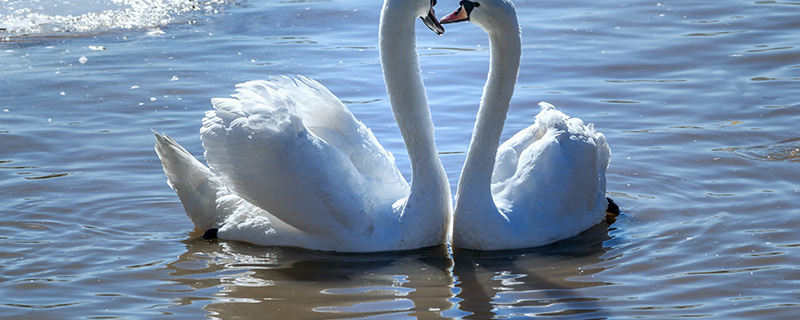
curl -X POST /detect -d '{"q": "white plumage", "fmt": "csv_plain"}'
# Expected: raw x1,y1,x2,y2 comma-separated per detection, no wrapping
155,0,451,252
443,0,611,250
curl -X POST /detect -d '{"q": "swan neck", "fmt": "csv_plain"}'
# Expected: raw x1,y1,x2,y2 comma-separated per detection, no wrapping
379,1,451,244
457,20,522,200
379,3,442,180
379,1,450,238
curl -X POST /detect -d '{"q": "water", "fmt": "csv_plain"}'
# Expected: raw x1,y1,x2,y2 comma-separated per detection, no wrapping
2,0,799,318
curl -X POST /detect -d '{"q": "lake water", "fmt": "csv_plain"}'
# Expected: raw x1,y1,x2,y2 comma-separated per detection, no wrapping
2,0,799,318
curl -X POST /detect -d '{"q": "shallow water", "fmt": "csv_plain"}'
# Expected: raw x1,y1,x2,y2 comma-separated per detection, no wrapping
2,0,800,318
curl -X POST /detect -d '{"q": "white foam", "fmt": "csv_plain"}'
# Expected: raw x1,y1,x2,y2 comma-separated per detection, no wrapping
0,0,227,37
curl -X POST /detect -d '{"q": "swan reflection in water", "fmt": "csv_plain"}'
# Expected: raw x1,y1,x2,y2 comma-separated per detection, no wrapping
161,222,617,318
451,222,616,319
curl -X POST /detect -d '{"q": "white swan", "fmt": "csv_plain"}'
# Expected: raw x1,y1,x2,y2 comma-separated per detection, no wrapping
441,0,612,250
154,0,451,252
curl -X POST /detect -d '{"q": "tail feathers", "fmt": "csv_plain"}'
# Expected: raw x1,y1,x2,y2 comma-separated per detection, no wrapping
153,131,224,231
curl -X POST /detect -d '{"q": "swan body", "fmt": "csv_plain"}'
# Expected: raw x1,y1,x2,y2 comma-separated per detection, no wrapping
154,0,451,252
442,0,611,250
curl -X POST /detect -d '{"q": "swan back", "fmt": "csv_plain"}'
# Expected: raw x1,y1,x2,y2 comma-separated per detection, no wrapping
491,103,609,237
201,77,409,239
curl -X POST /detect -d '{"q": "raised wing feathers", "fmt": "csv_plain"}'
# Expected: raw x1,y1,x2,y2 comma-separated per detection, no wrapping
200,76,407,238
491,102,609,237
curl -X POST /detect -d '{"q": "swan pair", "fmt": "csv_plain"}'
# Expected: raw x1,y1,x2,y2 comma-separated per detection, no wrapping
154,0,611,252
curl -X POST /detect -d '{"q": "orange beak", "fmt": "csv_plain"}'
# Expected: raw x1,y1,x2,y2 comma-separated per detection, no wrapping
440,5,469,24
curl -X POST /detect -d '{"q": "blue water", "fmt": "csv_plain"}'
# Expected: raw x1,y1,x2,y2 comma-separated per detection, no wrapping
2,0,800,318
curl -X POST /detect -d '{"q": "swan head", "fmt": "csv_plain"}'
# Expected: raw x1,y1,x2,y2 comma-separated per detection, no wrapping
384,0,445,35
421,0,446,35
439,0,517,32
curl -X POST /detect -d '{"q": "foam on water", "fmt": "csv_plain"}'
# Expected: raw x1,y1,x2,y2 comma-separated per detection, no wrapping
0,0,227,37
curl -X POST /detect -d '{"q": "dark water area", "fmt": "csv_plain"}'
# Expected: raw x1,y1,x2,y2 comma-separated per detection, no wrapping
2,0,799,318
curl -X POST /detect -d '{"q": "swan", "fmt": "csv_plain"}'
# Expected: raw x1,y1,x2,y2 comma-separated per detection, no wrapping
153,0,452,252
440,0,612,250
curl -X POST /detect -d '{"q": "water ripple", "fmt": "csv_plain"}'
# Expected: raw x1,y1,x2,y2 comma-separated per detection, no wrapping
717,137,800,162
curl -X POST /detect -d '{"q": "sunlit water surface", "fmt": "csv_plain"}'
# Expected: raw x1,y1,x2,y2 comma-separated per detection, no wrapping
2,0,799,318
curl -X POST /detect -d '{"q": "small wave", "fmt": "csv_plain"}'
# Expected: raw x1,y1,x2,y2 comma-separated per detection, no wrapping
0,0,228,38
716,137,800,162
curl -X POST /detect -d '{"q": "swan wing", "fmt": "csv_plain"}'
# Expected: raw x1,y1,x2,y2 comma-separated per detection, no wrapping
200,76,408,238
154,131,357,250
154,131,226,231
279,76,408,197
492,102,610,240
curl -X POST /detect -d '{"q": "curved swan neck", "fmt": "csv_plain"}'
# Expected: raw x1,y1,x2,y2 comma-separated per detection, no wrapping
378,0,451,244
379,2,442,181
457,15,522,200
